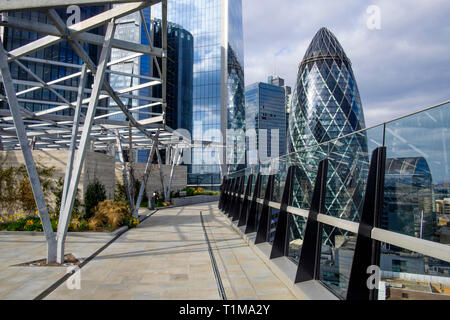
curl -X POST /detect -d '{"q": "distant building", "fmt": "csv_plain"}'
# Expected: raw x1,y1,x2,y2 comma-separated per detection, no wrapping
151,19,193,133
109,8,194,164
268,75,291,154
0,6,108,116
153,0,246,181
382,157,436,241
245,82,287,163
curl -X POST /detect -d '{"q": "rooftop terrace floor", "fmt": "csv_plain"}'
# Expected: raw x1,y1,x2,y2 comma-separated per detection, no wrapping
0,202,297,300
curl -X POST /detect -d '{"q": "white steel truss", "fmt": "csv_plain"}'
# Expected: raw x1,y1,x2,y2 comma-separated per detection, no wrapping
0,0,190,263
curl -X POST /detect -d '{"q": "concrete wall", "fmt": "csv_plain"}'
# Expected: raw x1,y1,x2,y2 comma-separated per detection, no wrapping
172,195,220,206
0,150,187,210
115,163,187,200
0,150,115,205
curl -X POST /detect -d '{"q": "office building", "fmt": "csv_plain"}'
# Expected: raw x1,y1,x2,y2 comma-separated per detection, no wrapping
151,19,193,134
108,8,194,164
245,81,287,163
268,75,291,154
288,27,368,245
0,6,108,115
153,0,245,184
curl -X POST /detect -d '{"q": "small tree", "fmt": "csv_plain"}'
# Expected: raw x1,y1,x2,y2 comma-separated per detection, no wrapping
84,179,106,219
114,182,127,202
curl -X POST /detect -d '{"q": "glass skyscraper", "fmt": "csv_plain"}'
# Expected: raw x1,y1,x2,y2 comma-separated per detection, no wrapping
288,27,368,245
153,0,245,184
109,8,193,164
151,19,193,133
245,82,287,164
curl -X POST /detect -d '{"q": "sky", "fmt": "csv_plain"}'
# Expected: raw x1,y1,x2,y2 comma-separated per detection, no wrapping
242,0,450,127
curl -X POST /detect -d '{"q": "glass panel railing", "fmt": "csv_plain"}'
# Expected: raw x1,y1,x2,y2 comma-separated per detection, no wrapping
383,102,450,246
324,125,383,224
287,144,328,260
319,226,357,299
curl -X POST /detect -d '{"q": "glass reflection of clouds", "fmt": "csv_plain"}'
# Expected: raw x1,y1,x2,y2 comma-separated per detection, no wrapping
154,0,245,178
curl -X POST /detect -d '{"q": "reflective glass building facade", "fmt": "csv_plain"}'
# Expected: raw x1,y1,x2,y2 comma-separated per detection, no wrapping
153,0,245,184
245,82,287,164
151,19,193,133
0,6,108,115
109,8,193,163
383,157,436,241
288,28,368,245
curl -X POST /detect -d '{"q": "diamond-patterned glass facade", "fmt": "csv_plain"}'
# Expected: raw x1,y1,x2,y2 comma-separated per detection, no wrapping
288,28,369,246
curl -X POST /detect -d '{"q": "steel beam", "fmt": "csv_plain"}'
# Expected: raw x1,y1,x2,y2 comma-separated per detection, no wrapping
133,130,159,217
155,148,167,199
45,9,162,141
116,129,134,211
0,0,160,11
232,176,245,221
238,174,253,227
346,147,386,300
245,173,262,234
295,159,328,283
270,165,295,259
56,20,115,263
255,175,275,244
0,43,57,263
59,64,88,216
165,145,182,202
161,0,167,127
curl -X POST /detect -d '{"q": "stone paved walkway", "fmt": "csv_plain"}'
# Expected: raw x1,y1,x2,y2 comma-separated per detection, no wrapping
0,202,297,300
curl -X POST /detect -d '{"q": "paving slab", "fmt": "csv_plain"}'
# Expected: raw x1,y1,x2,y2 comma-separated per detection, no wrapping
0,202,298,300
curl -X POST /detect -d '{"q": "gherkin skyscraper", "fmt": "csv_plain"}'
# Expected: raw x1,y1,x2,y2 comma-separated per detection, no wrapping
288,28,369,246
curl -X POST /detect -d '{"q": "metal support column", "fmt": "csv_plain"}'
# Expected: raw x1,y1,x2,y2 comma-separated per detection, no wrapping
116,129,134,211
155,148,167,199
225,178,236,215
238,174,253,227
0,43,57,263
295,159,328,283
270,165,296,259
346,147,386,300
255,174,275,244
56,20,116,263
245,173,261,234
229,176,242,219
221,179,231,213
232,176,245,221
133,131,160,217
161,0,167,127
59,64,88,216
218,177,226,210
165,145,181,201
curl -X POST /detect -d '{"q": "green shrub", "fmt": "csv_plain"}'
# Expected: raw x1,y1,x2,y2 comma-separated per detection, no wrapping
0,158,55,215
84,179,106,219
183,187,195,197
114,182,127,202
88,200,133,231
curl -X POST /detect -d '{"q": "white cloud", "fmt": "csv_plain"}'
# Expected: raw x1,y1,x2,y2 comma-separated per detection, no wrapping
242,0,450,126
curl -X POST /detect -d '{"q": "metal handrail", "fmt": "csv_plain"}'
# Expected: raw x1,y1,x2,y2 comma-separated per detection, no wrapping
223,190,450,263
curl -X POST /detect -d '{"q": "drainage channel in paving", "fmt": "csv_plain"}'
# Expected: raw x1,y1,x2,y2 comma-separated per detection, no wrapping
1,202,298,300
